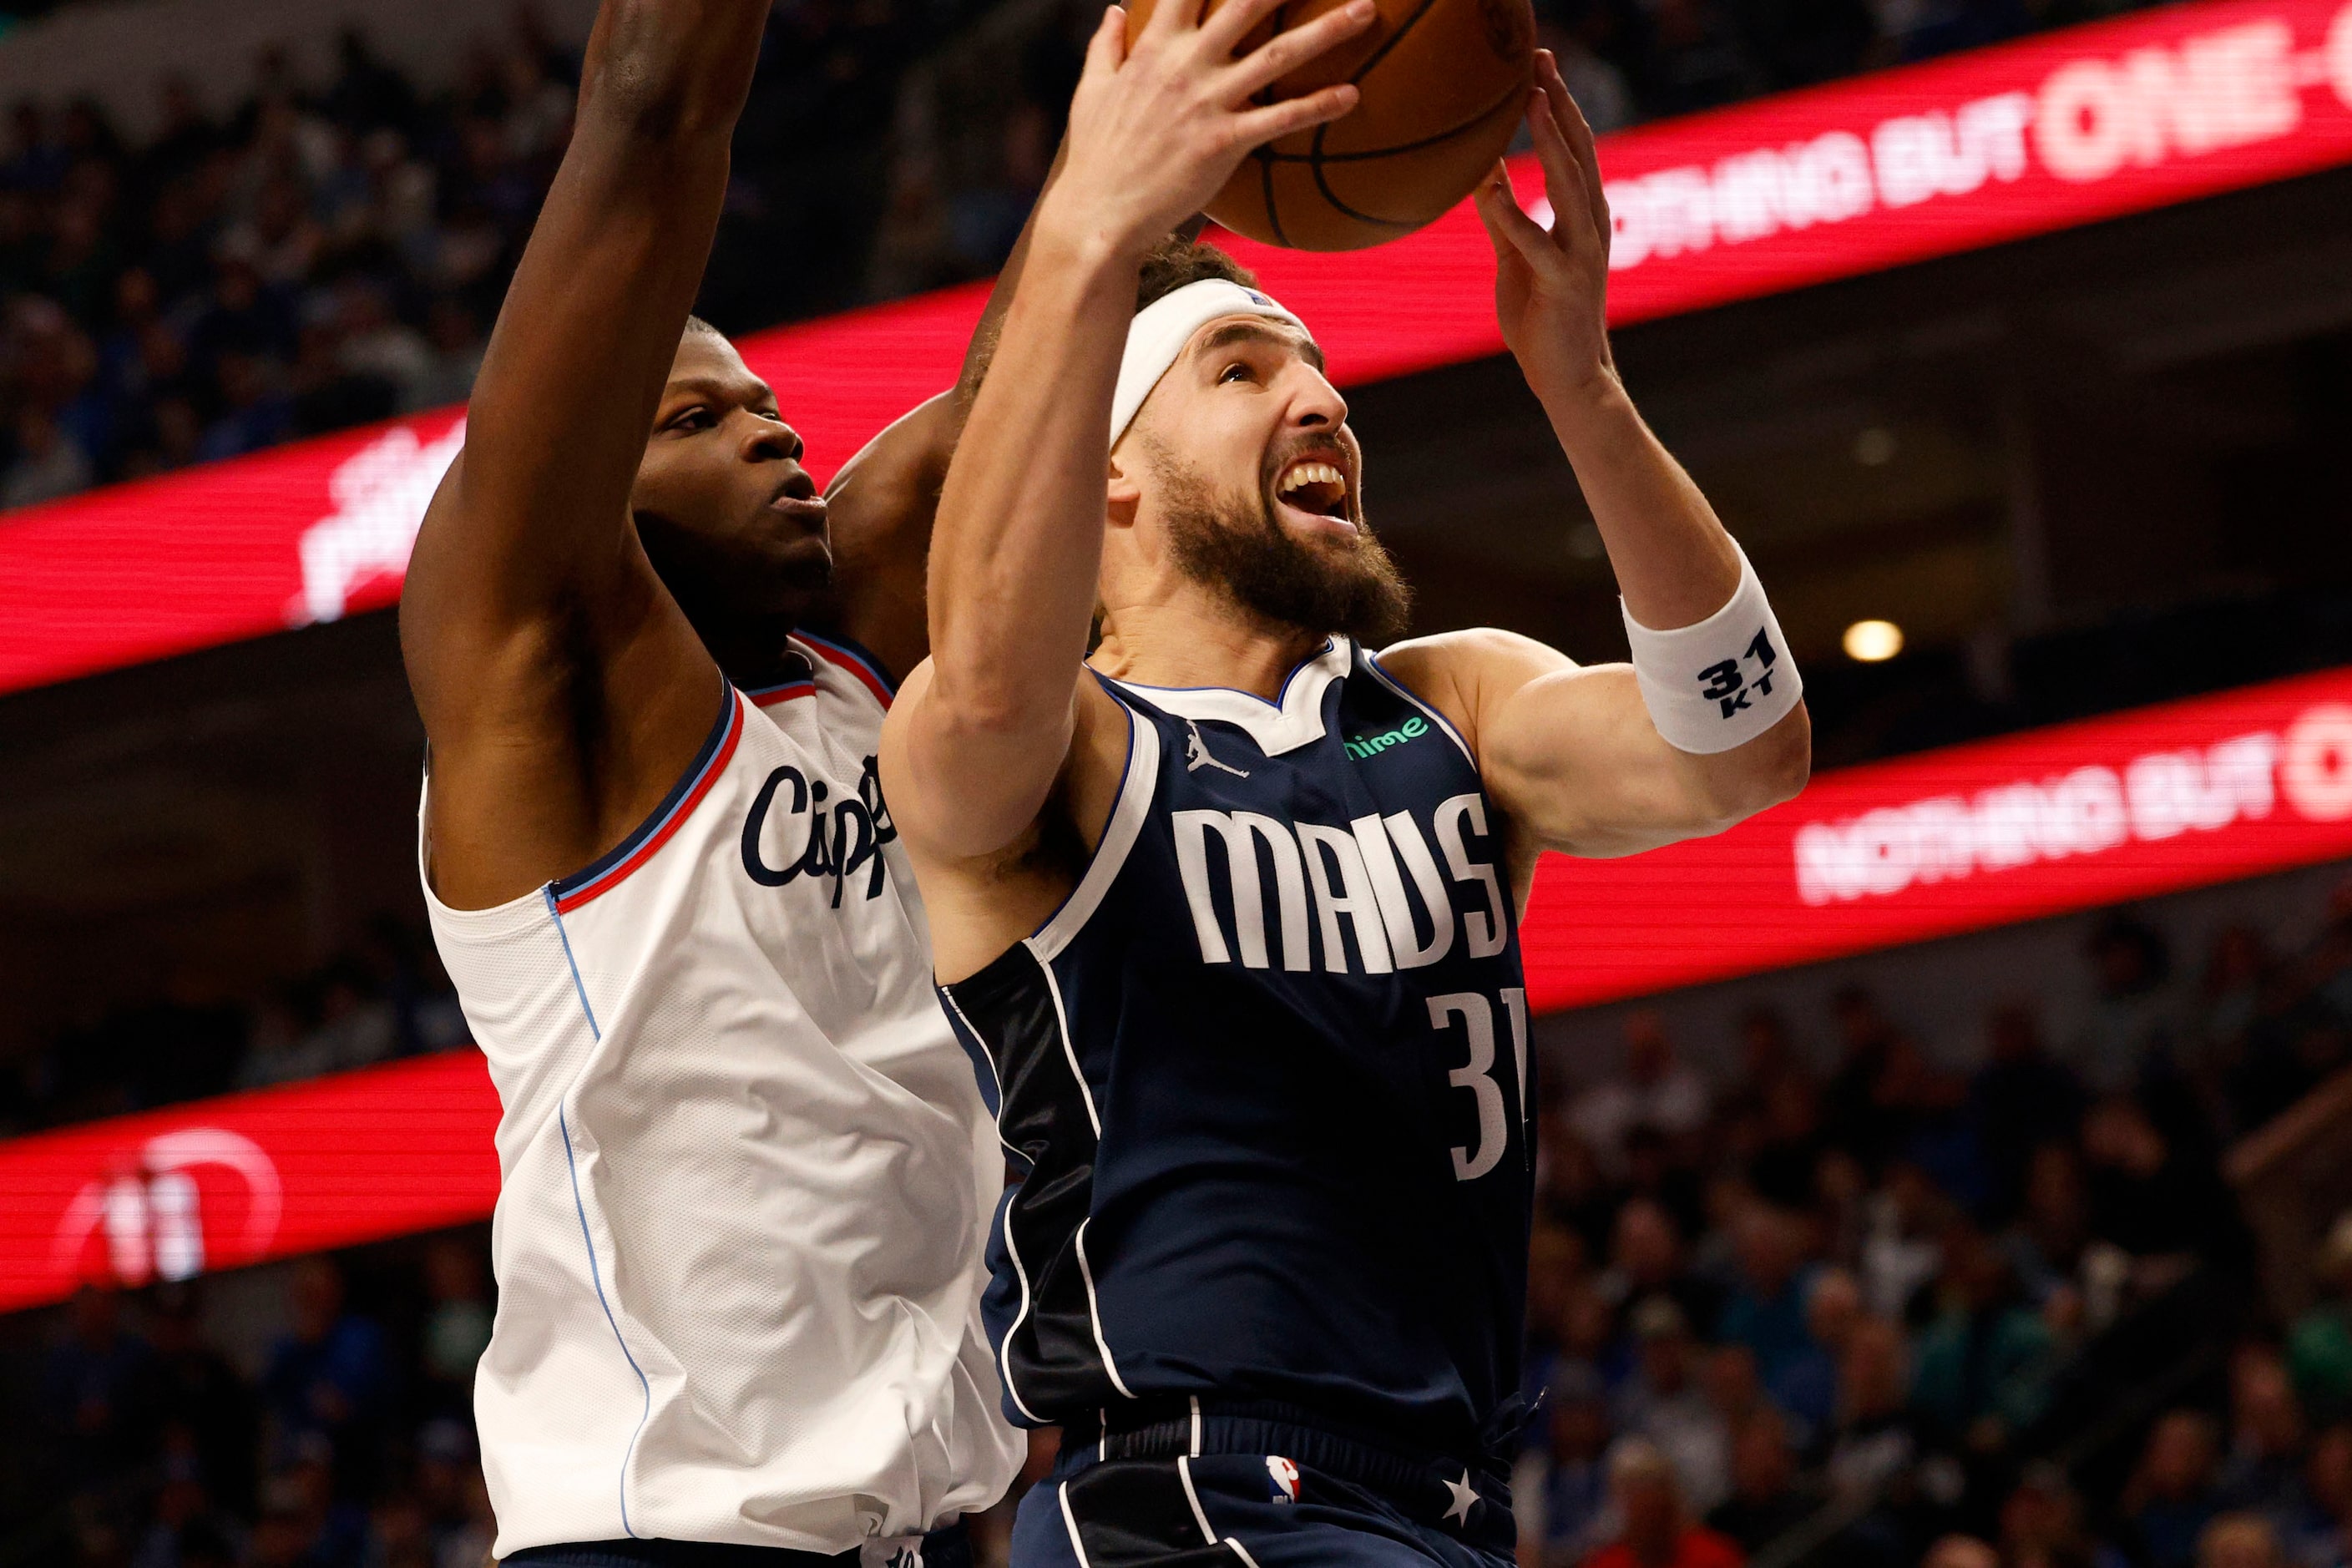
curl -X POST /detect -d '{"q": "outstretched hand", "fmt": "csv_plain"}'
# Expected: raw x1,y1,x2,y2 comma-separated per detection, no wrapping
1473,50,1620,414
1044,0,1376,260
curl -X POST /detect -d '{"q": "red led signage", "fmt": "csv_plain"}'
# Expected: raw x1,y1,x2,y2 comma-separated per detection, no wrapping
2,672,2349,1308
1,0,2348,701
1591,0,2352,324
0,1053,499,1315
1521,665,2352,1011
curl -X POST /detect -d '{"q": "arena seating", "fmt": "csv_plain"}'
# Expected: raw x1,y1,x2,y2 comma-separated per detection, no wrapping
0,0,2198,508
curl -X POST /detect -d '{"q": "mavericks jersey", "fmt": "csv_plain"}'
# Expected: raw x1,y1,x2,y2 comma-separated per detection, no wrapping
941,637,1535,1464
422,634,1022,1559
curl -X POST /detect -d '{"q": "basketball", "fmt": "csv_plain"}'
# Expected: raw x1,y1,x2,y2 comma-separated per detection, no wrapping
1125,0,1537,250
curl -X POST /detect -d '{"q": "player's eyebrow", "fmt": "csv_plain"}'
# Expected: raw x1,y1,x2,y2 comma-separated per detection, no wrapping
1192,320,1326,373
664,374,776,407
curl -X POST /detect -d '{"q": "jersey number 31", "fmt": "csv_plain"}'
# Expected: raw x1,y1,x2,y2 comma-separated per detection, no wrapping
1428,989,1530,1181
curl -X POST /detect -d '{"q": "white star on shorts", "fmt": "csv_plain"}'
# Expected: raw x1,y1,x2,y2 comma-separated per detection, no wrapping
1443,1470,1479,1525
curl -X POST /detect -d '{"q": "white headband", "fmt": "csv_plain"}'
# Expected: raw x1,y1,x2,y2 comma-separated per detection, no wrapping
1110,278,1307,448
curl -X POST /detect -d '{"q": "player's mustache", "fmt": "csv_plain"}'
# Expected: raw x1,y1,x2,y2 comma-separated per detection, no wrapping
1260,437,1358,495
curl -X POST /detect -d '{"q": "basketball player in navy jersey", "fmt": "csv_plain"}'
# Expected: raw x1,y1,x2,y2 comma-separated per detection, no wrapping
881,8,1811,1566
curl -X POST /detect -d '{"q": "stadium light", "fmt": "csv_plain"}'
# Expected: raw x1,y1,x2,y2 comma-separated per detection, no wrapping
1844,619,1906,661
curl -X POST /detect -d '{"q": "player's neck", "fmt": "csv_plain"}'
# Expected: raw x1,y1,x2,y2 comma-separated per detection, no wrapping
1090,599,1328,702
699,609,807,692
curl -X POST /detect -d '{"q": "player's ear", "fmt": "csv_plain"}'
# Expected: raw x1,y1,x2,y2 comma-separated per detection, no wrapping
1105,449,1142,527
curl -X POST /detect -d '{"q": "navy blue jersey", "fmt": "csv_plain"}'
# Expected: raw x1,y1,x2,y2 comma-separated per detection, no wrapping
940,637,1535,1464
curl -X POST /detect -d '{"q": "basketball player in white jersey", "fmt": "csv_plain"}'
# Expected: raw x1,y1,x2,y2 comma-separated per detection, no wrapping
389,0,1130,1555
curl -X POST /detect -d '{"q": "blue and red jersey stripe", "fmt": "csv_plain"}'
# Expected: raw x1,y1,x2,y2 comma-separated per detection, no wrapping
795,631,893,709
544,635,893,913
549,680,745,914
746,677,816,707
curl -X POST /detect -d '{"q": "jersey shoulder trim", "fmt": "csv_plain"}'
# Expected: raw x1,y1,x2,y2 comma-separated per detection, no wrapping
742,669,817,708
794,630,895,708
1360,648,1478,769
550,677,744,914
1029,690,1161,964
1105,638,1348,756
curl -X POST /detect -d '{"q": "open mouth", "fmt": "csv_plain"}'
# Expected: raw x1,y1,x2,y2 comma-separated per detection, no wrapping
1274,458,1353,524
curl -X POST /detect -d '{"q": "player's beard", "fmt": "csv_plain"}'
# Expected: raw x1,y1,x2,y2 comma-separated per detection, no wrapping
1149,441,1411,645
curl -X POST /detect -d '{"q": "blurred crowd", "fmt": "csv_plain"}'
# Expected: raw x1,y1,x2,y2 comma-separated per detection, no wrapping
0,0,984,509
4,1243,502,1568
0,0,2201,513
10,870,2352,1565
1520,0,2148,135
0,915,468,1137
0,28,548,504
1509,875,2352,1568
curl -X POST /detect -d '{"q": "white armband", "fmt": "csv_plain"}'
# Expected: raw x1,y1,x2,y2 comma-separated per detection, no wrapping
1621,546,1802,755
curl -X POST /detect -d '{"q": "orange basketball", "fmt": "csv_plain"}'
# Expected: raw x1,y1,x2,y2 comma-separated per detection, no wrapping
1125,0,1536,250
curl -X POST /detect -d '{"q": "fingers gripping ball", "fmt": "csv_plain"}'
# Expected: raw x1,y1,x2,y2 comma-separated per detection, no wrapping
1126,0,1535,250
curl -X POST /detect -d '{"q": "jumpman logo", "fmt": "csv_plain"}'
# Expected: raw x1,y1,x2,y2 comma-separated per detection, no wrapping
1185,718,1251,778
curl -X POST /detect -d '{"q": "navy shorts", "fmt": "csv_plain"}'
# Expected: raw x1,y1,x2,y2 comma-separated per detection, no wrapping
1009,1404,1515,1568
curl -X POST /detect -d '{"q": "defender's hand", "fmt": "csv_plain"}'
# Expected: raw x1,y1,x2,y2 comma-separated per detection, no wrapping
1473,52,1619,418
1042,0,1375,260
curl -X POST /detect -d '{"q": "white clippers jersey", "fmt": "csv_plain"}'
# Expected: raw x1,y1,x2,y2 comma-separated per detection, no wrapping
422,632,1022,1559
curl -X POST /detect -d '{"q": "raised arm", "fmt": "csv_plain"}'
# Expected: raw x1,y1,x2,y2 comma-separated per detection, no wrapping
812,144,1071,684
882,0,1373,863
399,0,768,908
1388,53,1809,867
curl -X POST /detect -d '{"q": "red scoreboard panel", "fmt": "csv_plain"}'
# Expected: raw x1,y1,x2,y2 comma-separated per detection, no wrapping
1522,665,2352,1010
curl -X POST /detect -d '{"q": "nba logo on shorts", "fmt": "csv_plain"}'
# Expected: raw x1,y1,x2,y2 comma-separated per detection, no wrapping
1267,1455,1301,1505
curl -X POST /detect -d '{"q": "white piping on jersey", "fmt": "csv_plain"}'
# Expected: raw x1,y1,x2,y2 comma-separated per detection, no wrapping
1033,954,1103,1139
1074,1218,1137,1399
1033,952,1136,1399
1029,713,1163,963
1176,1456,1268,1568
1359,652,1479,769
938,991,1046,1426
1107,639,1350,757
985,1162,1047,1427
1190,1394,1202,1457
1110,636,1338,709
1177,1455,1216,1544
1058,1481,1096,1568
939,987,1007,1114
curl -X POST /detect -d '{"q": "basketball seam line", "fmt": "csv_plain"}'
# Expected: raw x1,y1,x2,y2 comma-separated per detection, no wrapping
1306,79,1526,228
1268,77,1530,166
1343,0,1449,91
1257,0,1448,244
1290,0,1510,240
1243,0,1522,241
1306,0,1449,180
